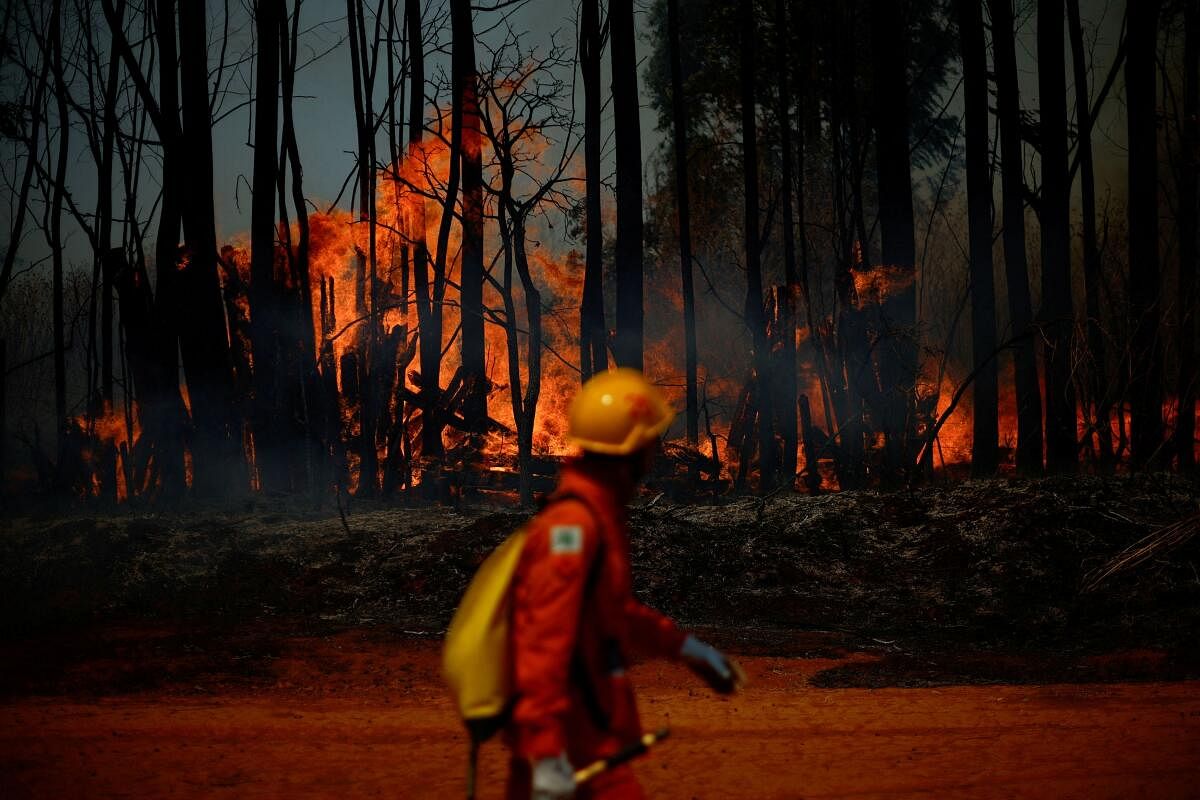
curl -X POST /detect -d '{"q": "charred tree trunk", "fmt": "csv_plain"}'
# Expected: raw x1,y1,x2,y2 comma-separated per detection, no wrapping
1176,0,1198,470
431,0,466,464
1127,0,1164,468
498,206,523,499
740,0,775,491
0,338,5,501
178,0,247,495
668,0,698,446
1038,0,1079,473
251,0,285,492
406,0,424,149
97,2,123,407
957,0,999,474
405,0,443,461
827,0,867,490
280,0,322,496
136,0,188,496
47,0,68,473
610,0,644,370
345,0,381,494
580,0,607,380
453,0,487,437
513,216,542,506
775,0,798,483
868,0,919,480
992,0,1043,473
1067,0,1114,467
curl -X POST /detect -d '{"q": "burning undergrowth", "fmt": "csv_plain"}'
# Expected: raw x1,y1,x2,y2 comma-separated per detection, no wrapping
3,474,1199,663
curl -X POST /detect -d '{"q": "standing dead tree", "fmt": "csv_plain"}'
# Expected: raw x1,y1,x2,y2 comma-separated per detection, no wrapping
738,0,775,492
1127,0,1165,468
868,0,921,481
610,0,644,370
956,0,998,475
1039,0,1080,473
478,26,581,505
1174,0,1198,470
578,0,607,380
1067,0,1116,467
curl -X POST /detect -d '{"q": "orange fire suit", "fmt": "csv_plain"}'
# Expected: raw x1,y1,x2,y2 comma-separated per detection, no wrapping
504,459,686,799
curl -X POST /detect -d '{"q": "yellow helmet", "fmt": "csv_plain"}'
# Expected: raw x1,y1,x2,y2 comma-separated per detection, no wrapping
567,368,676,455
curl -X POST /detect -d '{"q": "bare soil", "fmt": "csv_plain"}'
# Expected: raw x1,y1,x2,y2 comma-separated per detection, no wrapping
1,625,1199,799
3,475,1200,796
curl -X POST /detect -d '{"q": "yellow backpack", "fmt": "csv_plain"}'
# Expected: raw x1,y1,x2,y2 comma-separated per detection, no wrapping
442,525,529,744
441,495,603,798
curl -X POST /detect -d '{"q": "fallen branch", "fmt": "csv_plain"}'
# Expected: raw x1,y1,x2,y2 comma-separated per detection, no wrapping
1081,511,1200,594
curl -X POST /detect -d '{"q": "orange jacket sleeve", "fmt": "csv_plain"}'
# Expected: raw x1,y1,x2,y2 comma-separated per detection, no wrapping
510,500,599,760
623,596,687,658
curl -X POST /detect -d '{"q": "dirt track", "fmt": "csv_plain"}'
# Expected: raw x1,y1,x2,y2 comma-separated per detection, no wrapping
2,629,1199,799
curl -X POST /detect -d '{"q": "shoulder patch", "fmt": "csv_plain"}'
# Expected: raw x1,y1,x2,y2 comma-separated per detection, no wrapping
549,524,584,555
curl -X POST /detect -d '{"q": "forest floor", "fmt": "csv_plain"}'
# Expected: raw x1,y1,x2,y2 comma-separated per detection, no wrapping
1,625,1199,798
2,473,1200,796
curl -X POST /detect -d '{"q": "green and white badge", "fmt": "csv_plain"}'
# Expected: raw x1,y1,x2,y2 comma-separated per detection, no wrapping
549,525,583,555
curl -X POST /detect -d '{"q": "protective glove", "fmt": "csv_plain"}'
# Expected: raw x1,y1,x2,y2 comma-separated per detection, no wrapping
680,634,745,694
531,753,576,800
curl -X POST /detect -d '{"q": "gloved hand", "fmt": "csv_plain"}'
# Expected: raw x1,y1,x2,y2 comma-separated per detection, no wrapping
680,634,745,694
531,753,576,800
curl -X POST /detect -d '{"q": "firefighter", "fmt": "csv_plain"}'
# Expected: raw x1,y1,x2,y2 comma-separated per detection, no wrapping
506,368,740,800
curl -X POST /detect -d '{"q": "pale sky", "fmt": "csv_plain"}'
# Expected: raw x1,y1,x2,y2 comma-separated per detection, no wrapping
2,0,1135,274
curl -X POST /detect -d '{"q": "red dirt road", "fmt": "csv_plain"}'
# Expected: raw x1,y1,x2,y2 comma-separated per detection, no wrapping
1,631,1198,799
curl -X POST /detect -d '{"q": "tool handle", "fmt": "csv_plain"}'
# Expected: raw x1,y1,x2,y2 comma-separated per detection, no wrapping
573,728,670,785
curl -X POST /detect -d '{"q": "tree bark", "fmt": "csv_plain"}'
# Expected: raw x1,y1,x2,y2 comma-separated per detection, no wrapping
513,216,542,506
406,0,424,148
251,0,285,492
668,0,698,447
610,0,644,370
404,0,443,460
47,0,68,472
868,0,919,480
991,0,1044,474
453,0,487,436
97,2,123,407
579,0,607,380
1126,0,1164,468
1175,0,1198,470
740,0,775,491
1067,0,1114,467
345,0,382,494
178,0,247,495
0,338,5,502
957,0,999,474
107,0,189,496
1038,0,1079,473
774,0,798,482
431,0,466,466
280,0,322,495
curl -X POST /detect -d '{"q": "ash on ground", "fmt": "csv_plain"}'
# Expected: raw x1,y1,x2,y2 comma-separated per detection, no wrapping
3,474,1199,686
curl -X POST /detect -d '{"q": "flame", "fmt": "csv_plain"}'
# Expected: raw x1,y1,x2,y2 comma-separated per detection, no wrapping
74,82,1200,503
851,264,917,309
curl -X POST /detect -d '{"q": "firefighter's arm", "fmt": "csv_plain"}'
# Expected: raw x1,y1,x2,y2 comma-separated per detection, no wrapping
624,599,743,693
622,596,687,658
511,501,599,761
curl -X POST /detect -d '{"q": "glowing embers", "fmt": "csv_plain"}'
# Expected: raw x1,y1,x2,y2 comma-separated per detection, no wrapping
850,264,917,309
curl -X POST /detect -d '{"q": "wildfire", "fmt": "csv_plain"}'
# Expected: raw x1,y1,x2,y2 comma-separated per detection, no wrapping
66,93,1199,504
